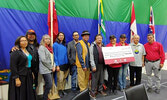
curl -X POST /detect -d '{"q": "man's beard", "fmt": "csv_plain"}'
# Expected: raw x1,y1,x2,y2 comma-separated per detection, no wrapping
28,39,35,43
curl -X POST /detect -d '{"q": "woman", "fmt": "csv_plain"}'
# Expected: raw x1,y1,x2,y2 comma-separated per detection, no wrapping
53,32,69,98
11,29,39,91
118,34,129,91
106,35,122,95
38,35,56,100
8,36,35,100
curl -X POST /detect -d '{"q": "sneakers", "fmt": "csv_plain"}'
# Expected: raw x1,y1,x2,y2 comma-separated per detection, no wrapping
72,90,78,94
90,91,96,99
95,91,98,95
58,90,64,98
99,91,107,96
110,89,118,95
113,90,118,95
62,90,67,95
155,89,160,94
59,90,67,98
147,88,153,93
120,89,124,92
147,87,160,94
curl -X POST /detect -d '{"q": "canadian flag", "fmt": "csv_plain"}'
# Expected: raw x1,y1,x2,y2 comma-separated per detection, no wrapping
130,1,137,42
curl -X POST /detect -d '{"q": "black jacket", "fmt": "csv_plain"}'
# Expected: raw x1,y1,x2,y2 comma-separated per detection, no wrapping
27,44,39,73
90,42,105,71
67,40,77,65
10,50,29,79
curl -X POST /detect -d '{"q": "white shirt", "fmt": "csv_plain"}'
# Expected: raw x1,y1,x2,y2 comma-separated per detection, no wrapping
130,43,146,67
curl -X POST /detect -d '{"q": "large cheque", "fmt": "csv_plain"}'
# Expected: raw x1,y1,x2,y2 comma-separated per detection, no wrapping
102,46,135,64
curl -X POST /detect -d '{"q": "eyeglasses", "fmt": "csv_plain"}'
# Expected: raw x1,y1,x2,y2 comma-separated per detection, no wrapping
73,35,79,36
20,40,28,42
44,38,51,40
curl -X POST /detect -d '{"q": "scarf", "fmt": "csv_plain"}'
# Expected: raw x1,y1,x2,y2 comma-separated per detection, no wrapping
45,44,53,54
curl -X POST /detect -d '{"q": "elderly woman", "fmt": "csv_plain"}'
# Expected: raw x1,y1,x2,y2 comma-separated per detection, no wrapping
8,36,35,100
38,34,56,100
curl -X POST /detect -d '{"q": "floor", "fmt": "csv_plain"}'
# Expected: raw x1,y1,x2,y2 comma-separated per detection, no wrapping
36,69,167,100
1,63,167,100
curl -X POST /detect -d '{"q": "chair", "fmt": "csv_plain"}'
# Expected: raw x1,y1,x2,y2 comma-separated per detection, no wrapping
124,84,149,100
72,89,90,100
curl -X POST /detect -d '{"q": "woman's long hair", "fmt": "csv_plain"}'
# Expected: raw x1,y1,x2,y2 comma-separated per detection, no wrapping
55,32,66,46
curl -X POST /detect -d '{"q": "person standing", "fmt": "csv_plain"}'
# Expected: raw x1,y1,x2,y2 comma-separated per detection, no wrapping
118,34,129,91
11,29,39,91
9,36,35,100
38,35,56,100
106,35,122,95
89,34,107,98
129,34,146,86
53,32,69,97
67,31,79,92
144,33,165,94
76,31,90,92
25,29,39,90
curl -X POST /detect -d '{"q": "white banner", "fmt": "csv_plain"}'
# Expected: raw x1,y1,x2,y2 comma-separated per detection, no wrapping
102,46,135,64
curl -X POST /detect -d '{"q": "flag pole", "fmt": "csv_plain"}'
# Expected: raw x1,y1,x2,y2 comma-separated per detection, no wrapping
130,1,133,43
150,6,156,41
98,0,100,34
50,0,53,46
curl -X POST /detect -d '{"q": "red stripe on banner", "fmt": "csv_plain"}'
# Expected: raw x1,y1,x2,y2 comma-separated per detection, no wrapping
130,2,135,25
104,57,135,65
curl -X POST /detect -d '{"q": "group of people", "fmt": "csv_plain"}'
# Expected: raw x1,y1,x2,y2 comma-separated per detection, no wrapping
8,29,165,100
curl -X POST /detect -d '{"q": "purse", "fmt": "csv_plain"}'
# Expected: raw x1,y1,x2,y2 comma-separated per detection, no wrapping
59,64,69,71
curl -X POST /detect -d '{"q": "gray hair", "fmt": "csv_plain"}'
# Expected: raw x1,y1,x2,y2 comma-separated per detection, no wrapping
133,34,140,38
40,34,52,47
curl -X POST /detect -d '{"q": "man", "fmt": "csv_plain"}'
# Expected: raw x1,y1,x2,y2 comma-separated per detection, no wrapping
25,29,39,89
76,31,90,92
89,34,107,98
67,31,79,92
129,34,146,86
144,33,165,94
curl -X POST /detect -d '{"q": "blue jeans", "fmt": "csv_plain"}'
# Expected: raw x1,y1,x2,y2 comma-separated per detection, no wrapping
42,73,52,100
71,65,77,91
118,63,129,89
